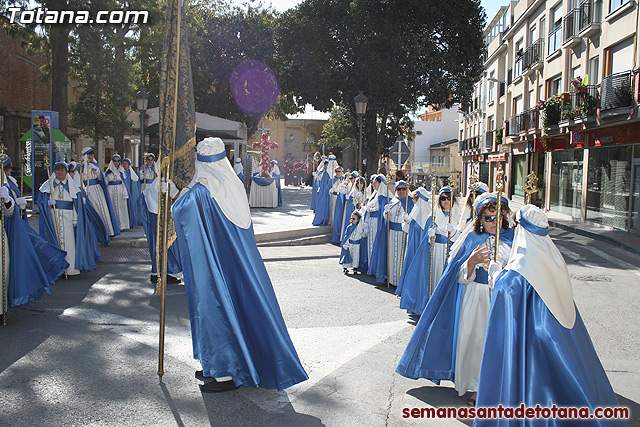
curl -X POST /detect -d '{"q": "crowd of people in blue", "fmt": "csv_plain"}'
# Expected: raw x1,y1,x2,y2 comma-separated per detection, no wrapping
0,140,628,421
310,154,626,425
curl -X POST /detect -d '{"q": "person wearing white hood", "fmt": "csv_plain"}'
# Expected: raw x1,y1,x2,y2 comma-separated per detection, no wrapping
474,205,626,426
364,174,392,282
104,154,130,231
171,137,308,392
383,180,414,286
457,181,489,230
234,158,243,181
79,147,120,237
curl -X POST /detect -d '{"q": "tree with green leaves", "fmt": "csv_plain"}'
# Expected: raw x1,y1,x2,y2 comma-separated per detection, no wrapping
318,104,356,152
275,0,485,175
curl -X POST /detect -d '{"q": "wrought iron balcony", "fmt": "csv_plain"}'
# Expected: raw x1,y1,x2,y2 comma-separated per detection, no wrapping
507,109,539,136
484,130,494,152
560,86,599,120
522,39,544,71
563,9,581,48
600,71,634,111
577,0,601,36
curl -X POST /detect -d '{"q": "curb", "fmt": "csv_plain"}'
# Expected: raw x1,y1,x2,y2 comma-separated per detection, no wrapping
549,220,640,255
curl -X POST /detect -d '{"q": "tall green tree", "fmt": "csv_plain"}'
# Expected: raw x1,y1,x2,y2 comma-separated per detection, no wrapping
319,104,356,152
275,0,485,175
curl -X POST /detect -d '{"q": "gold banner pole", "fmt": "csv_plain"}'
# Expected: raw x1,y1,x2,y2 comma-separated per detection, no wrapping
386,175,391,287
44,155,67,279
493,163,505,264
428,171,437,297
0,147,6,325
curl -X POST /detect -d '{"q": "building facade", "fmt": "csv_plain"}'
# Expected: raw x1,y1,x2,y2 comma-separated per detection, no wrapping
459,0,640,233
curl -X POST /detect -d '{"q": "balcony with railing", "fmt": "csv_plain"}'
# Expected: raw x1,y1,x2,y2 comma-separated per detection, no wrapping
600,70,635,116
563,9,581,48
522,39,544,74
577,0,601,37
548,25,562,56
459,136,481,154
484,130,494,152
559,85,599,122
513,55,523,82
507,109,540,136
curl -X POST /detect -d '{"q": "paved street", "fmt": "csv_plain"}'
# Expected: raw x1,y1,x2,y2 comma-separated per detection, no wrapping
1,187,639,426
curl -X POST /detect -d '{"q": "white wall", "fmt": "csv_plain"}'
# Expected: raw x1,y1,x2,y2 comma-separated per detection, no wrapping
412,107,460,162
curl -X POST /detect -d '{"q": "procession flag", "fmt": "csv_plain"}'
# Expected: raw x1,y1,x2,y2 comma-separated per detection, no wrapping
157,0,196,381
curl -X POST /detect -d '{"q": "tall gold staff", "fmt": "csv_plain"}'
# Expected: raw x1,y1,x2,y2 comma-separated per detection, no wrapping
523,172,539,205
385,174,392,288
0,147,7,325
469,171,479,220
428,170,437,297
445,178,459,267
19,148,26,219
493,163,505,266
397,192,409,281
44,155,67,279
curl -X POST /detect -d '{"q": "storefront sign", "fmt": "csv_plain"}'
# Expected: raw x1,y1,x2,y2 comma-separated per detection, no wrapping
571,131,585,145
589,122,640,147
499,143,511,153
488,153,506,162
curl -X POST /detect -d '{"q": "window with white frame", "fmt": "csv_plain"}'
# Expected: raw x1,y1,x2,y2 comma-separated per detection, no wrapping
488,72,495,102
589,56,599,85
550,75,562,95
548,4,563,55
609,0,630,14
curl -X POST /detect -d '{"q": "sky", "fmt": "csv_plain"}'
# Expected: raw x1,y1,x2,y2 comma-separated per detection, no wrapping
263,0,507,24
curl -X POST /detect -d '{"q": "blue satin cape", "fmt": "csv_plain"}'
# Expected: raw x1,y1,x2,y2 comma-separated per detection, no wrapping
474,270,625,426
312,171,331,226
172,183,308,389
5,192,68,306
367,196,392,282
310,175,317,210
395,219,427,297
331,183,346,243
138,194,181,275
396,228,514,382
339,222,357,265
37,188,99,273
122,169,141,228
82,163,121,236
274,173,283,207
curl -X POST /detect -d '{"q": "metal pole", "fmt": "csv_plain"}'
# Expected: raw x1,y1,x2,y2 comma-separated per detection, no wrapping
358,115,363,173
140,110,146,166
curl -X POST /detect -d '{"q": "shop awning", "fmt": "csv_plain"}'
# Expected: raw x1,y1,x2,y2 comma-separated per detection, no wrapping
19,128,71,143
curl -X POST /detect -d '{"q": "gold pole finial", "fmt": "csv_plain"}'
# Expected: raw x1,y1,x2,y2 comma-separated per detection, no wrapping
523,172,539,205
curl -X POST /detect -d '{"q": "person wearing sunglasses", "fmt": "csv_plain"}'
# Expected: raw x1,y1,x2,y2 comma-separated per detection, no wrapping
396,187,433,312
381,181,415,286
397,191,514,407
457,181,490,230
474,206,624,425
425,187,462,287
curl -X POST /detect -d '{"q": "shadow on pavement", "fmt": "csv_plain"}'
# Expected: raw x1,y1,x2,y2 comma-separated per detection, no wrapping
407,385,473,426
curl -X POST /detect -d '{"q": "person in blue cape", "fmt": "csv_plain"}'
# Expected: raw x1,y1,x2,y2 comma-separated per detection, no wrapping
330,167,347,243
79,147,121,237
309,156,326,211
396,187,431,300
2,157,28,222
396,192,514,404
139,152,158,193
366,174,392,282
104,154,130,231
385,180,415,286
0,164,68,321
69,160,110,247
37,162,99,275
474,205,626,426
339,208,365,274
172,137,308,392
312,159,331,226
339,173,365,239
138,177,182,285
121,158,141,228
234,158,243,182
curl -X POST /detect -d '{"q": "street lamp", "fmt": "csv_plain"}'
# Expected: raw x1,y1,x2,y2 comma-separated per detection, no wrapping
354,91,368,173
135,89,149,166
